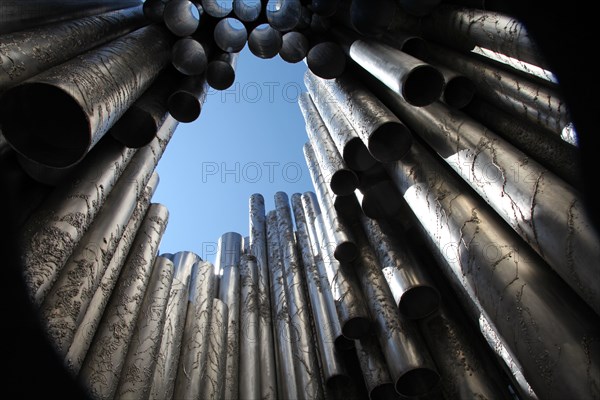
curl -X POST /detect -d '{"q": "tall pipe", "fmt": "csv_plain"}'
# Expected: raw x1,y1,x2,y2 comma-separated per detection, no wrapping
114,256,174,399
306,41,347,80
304,72,377,172
0,0,143,35
172,37,208,76
149,251,199,400
280,32,309,64
173,260,218,400
355,335,399,400
202,0,234,18
0,25,171,168
199,298,229,400
385,139,600,399
0,6,146,92
248,24,283,59
79,203,169,400
248,194,278,400
298,93,358,196
163,0,202,37
207,51,239,90
168,74,209,123
233,0,262,22
239,255,261,400
214,17,248,53
65,172,159,374
266,0,301,31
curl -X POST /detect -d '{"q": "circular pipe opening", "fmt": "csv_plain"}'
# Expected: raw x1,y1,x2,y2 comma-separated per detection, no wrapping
233,0,261,22
248,24,282,59
168,92,201,123
334,334,355,351
341,316,371,339
403,65,445,107
396,368,440,397
172,38,208,76
214,18,248,53
202,0,234,18
266,0,301,31
0,82,90,168
207,60,236,90
443,76,475,109
164,0,201,37
330,169,359,196
399,286,441,320
368,121,413,162
307,42,346,80
370,383,398,400
279,32,309,63
334,241,358,262
344,138,377,172
110,107,158,148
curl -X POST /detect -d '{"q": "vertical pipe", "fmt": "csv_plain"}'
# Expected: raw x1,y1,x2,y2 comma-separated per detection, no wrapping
248,194,278,400
207,51,239,91
355,335,399,400
167,74,209,123
248,24,283,59
239,254,261,400
114,256,174,399
202,0,234,18
233,0,262,22
79,203,169,400
200,298,230,400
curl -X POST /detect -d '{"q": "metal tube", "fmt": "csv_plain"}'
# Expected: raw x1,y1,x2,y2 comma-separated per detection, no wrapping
167,74,209,123
0,0,142,35
351,222,440,397
248,194,278,400
385,139,600,399
216,231,243,271
306,42,347,80
295,6,312,31
207,51,239,90
304,72,377,172
143,0,168,23
239,254,261,400
382,31,428,59
173,260,218,400
248,24,283,59
0,25,171,168
266,0,301,31
311,0,340,17
0,6,146,92
214,18,248,53
16,154,77,186
280,32,309,64
298,93,358,196
172,37,208,76
200,298,229,400
163,0,201,37
355,335,398,400
333,193,361,220
274,192,324,400
265,210,299,400
313,72,412,163
437,64,476,109
64,172,159,375
291,193,351,388
356,180,404,220
79,203,169,400
310,13,331,34
114,256,174,400
202,0,234,18
149,251,199,400
233,0,262,22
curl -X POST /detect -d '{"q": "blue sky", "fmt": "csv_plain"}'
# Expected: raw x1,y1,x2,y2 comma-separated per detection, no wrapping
154,46,312,262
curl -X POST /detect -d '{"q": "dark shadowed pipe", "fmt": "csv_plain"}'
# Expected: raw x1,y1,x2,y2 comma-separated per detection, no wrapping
163,0,202,36
310,13,331,33
172,36,209,76
435,63,475,109
356,178,405,220
143,0,168,23
199,298,229,400
168,74,209,123
16,155,77,186
306,41,347,80
382,31,428,59
207,52,239,90
333,193,361,220
0,6,146,93
266,0,301,31
233,0,262,22
0,0,142,35
355,335,399,400
311,0,340,17
202,0,234,18
214,18,248,53
0,25,171,168
279,31,309,63
349,0,397,36
248,23,283,59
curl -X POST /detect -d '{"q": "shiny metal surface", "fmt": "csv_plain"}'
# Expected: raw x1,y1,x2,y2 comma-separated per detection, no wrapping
280,32,309,64
248,24,283,59
200,298,230,400
168,74,209,123
207,51,239,90
172,37,208,76
306,42,347,80
214,18,248,53
354,335,398,400
202,0,234,18
239,255,261,400
163,0,201,37
233,0,262,22
266,0,301,32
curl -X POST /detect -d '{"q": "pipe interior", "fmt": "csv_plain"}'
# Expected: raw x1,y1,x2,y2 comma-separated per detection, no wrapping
334,334,356,351
396,368,440,397
341,316,372,339
168,92,201,123
330,169,359,196
202,0,233,18
307,42,346,79
280,32,309,63
403,65,445,107
444,76,476,109
248,24,282,59
266,0,301,32
233,0,261,22
110,107,158,148
343,138,377,172
172,38,208,76
207,61,236,90
214,18,248,53
399,286,441,320
368,121,413,162
333,240,359,262
163,0,200,37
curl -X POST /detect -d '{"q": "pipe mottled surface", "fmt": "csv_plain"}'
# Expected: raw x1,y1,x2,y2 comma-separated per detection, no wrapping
200,298,229,400
239,254,261,400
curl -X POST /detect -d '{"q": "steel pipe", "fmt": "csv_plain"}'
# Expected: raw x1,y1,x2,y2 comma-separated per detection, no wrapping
172,37,208,76
202,0,234,18
114,256,174,400
0,24,171,168
199,298,229,400
304,72,377,172
0,0,142,35
143,0,168,23
163,0,202,37
214,18,248,53
248,24,283,59
266,0,301,31
64,172,159,374
79,203,169,400
355,335,398,400
435,63,475,109
333,193,362,221
355,180,404,220
149,251,199,400
207,52,239,90
168,74,209,123
298,93,358,196
216,231,243,271
16,154,77,186
280,32,309,63
248,194,278,400
233,0,262,22
0,6,146,92
173,260,218,400
295,6,312,31
306,42,347,80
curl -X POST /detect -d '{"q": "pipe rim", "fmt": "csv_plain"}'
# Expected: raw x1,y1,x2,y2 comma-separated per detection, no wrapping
168,91,201,123
163,0,200,37
334,241,359,262
172,38,208,76
214,18,248,53
370,383,398,400
207,60,236,90
202,0,234,18
368,121,413,162
307,42,346,80
330,169,359,196
395,368,440,397
279,32,309,63
334,334,355,351
443,76,475,109
344,138,378,172
233,0,261,22
248,24,282,59
403,65,445,107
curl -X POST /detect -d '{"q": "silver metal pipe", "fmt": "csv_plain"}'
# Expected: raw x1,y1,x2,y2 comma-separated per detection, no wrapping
163,0,202,37
173,260,218,400
149,251,199,400
359,214,439,319
79,203,169,400
214,18,248,53
0,6,146,92
291,193,351,388
199,298,229,400
306,42,347,80
207,51,239,90
304,72,377,172
266,0,301,31
143,0,168,23
0,25,171,168
355,180,404,220
216,231,243,271
248,24,283,59
114,256,174,400
0,0,143,35
280,32,309,64
239,254,261,400
355,335,398,400
233,0,262,22
274,192,324,400
202,0,234,18
167,74,209,123
385,139,600,399
298,93,358,196
65,172,159,375
312,72,412,163
265,210,299,400
172,37,208,76
16,154,77,186
248,194,278,400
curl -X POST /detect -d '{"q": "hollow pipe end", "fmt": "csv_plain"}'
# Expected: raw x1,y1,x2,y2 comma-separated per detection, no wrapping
443,76,475,109
344,139,378,172
368,121,413,162
399,286,441,320
341,316,371,339
395,368,440,397
334,335,356,351
370,383,398,400
168,92,201,123
403,65,445,107
110,107,160,148
207,61,236,90
331,170,359,196
334,241,359,262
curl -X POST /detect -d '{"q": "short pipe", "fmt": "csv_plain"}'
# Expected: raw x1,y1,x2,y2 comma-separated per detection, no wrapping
248,24,283,59
207,52,239,90
214,17,248,53
199,298,229,400
279,32,309,63
202,0,234,18
266,0,301,31
172,37,208,76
